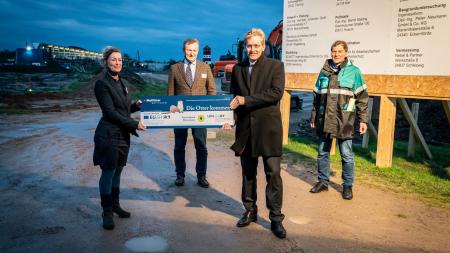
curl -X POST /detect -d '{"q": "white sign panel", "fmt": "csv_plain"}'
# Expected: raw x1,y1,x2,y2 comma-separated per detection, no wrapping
283,0,450,75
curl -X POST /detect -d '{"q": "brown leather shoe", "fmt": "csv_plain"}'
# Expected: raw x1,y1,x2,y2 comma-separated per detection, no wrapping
197,176,210,188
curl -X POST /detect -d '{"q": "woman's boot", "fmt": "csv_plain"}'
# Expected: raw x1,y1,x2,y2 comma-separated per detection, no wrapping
100,194,114,230
111,187,131,218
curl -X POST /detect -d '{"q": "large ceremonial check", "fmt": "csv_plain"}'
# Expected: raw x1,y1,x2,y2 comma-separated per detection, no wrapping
140,95,234,128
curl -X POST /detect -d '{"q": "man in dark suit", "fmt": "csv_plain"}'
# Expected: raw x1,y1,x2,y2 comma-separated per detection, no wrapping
167,38,216,188
229,28,286,238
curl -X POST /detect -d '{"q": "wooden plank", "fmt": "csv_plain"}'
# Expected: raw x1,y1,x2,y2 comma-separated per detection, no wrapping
376,96,397,168
285,73,450,100
407,103,419,158
362,98,374,149
330,138,336,156
398,99,432,159
443,101,450,126
281,90,291,145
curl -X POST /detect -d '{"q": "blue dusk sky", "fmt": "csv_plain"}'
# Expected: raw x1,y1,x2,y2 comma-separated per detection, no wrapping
0,0,283,61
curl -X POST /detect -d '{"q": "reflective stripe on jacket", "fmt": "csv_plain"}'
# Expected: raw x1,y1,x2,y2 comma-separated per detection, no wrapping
310,59,369,139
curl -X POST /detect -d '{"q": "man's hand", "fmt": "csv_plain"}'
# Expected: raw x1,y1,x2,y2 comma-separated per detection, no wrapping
359,122,367,135
135,99,142,107
310,122,315,128
137,121,146,131
230,96,245,110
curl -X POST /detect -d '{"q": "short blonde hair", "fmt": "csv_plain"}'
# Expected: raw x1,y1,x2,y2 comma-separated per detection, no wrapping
244,28,266,47
101,46,121,66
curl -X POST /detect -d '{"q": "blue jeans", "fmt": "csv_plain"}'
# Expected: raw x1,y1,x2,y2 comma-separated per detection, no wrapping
317,136,354,186
174,128,207,178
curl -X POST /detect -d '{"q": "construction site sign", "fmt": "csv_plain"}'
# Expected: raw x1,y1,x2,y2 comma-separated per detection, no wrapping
283,0,450,76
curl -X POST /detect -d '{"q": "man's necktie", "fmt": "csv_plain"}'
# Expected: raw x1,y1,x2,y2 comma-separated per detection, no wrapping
185,63,193,86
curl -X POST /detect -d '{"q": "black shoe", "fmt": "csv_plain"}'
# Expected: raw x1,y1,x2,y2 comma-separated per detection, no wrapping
197,176,210,188
342,185,353,200
236,210,257,227
175,176,185,186
310,181,329,193
102,210,114,230
271,221,287,239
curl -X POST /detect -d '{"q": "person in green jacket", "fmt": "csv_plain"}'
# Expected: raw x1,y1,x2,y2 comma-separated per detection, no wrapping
309,40,369,200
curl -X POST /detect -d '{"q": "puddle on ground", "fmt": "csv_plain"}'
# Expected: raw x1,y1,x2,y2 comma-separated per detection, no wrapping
289,216,312,225
125,236,168,252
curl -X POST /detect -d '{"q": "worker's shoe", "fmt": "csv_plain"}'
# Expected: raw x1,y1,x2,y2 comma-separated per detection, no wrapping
175,176,185,186
342,185,353,200
100,194,114,230
112,187,131,218
236,210,258,227
197,176,210,188
310,181,328,193
271,221,287,239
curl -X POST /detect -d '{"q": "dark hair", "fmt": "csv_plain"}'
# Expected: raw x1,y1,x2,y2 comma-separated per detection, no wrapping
183,38,199,50
331,40,348,52
101,46,121,66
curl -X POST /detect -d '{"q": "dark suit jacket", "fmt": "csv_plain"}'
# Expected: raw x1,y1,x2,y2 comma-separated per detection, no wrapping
230,56,285,157
167,60,216,96
93,70,139,169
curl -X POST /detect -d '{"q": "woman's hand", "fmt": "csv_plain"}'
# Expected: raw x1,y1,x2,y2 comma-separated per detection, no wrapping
169,105,180,113
137,121,146,131
221,123,234,130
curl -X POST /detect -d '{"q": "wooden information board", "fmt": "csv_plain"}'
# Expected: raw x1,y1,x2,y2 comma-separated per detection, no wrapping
282,0,450,167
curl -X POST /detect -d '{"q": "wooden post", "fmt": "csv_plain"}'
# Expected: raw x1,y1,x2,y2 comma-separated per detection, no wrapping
407,103,419,158
443,101,450,126
281,90,291,145
330,138,336,155
398,98,432,159
376,96,397,167
362,97,374,149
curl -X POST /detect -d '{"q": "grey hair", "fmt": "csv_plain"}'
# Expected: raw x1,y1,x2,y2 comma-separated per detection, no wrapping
183,38,199,50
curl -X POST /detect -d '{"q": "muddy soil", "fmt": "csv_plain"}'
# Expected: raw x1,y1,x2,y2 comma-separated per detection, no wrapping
0,107,449,253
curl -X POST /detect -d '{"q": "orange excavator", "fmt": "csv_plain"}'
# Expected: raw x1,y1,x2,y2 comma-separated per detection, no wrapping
212,50,237,78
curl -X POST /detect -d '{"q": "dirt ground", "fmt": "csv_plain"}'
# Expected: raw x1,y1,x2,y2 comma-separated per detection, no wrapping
0,103,449,253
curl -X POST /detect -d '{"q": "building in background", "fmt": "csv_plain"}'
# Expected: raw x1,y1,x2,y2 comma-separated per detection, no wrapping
15,42,101,68
202,45,211,66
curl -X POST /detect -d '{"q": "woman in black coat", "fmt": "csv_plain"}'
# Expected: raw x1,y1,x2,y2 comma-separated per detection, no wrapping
93,46,146,230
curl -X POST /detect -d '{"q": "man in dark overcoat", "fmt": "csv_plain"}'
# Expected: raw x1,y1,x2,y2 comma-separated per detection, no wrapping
229,28,286,239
